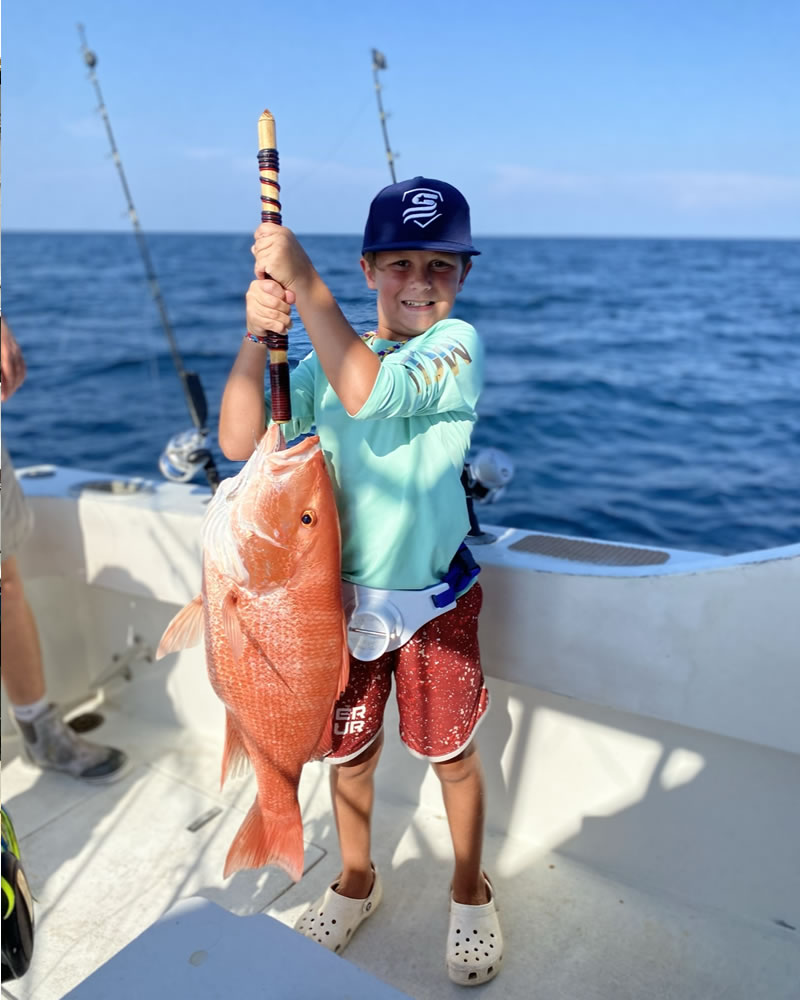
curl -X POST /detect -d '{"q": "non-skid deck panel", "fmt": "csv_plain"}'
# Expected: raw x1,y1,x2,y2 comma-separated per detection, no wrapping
509,533,671,565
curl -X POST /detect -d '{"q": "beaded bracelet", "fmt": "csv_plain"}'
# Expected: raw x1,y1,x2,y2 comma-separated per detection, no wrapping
245,331,270,345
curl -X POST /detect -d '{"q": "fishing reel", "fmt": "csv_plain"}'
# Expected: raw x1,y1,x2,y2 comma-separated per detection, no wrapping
462,447,515,544
463,447,515,505
159,428,215,485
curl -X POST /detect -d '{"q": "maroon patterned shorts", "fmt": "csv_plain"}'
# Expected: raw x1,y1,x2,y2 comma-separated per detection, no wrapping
329,582,489,763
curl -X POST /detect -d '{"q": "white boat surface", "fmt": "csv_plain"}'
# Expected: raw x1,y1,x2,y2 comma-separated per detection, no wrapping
1,463,798,999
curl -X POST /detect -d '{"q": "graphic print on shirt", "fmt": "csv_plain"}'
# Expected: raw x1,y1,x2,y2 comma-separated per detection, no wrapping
405,340,474,392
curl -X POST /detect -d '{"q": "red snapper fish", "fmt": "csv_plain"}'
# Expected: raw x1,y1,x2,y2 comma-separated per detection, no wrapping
157,425,349,880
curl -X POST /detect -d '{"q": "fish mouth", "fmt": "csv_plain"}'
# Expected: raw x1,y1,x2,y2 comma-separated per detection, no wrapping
266,435,322,475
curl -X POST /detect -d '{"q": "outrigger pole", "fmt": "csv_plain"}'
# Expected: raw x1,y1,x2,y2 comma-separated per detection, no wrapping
77,24,220,492
371,49,397,183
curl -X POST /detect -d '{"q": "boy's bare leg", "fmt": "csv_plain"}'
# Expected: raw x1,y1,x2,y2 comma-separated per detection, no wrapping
433,742,490,905
330,730,384,899
1,556,47,705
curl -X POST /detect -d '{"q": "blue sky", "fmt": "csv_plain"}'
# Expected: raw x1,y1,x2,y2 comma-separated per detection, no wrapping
3,0,799,237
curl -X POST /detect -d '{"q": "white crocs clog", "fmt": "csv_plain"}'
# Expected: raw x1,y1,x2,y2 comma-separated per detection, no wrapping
447,875,503,986
294,867,382,954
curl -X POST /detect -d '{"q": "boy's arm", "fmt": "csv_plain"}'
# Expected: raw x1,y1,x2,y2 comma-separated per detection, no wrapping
219,273,297,459
355,320,483,421
252,224,380,415
292,274,380,415
218,339,270,460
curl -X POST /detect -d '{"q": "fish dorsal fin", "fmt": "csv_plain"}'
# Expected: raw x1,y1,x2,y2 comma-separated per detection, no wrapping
222,589,243,662
202,472,249,585
155,595,204,659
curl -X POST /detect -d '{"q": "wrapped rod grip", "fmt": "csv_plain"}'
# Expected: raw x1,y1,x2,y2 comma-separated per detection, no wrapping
269,360,292,423
258,148,281,223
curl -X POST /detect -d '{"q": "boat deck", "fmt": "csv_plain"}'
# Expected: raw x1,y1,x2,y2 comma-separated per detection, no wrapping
2,694,797,1000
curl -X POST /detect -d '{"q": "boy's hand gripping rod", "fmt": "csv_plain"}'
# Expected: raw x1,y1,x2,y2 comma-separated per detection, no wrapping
257,111,291,428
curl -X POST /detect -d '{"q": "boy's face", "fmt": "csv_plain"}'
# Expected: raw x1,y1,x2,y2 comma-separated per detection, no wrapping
360,250,471,340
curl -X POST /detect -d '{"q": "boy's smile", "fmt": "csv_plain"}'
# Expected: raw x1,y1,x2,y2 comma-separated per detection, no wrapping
361,251,471,341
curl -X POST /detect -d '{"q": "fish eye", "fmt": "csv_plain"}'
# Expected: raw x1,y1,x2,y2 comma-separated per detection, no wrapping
301,510,317,526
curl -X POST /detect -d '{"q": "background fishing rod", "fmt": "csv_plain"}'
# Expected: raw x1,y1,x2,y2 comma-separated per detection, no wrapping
77,24,220,492
371,50,397,182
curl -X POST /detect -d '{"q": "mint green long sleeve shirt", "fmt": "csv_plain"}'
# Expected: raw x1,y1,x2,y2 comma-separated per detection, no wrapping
267,317,484,590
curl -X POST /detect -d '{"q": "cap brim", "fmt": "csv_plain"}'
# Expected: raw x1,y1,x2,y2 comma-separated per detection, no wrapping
361,240,480,256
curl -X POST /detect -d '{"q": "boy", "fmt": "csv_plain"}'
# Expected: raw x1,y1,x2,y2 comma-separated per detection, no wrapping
218,176,502,986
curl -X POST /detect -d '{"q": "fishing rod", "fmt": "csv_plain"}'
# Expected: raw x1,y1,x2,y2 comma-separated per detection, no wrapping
77,24,221,492
256,110,291,431
371,49,397,182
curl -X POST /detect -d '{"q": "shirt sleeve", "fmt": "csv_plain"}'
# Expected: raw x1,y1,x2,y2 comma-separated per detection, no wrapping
352,319,484,420
266,350,317,438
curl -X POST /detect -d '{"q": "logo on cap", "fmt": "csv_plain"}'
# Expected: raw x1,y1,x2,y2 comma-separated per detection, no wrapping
402,188,443,228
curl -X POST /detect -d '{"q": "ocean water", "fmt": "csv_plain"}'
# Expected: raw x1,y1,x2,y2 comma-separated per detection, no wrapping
2,232,799,555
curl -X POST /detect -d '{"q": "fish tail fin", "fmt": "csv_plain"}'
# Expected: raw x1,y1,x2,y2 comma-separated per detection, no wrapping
220,710,250,788
155,595,204,659
223,799,304,882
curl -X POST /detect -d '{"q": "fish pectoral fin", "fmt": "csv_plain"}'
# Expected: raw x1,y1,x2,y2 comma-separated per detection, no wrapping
220,710,250,788
155,595,204,659
222,590,243,661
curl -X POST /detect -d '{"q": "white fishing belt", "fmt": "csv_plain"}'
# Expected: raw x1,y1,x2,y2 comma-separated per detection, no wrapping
341,580,456,661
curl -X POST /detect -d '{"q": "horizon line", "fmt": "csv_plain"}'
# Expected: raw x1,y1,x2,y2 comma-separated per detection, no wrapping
4,228,799,242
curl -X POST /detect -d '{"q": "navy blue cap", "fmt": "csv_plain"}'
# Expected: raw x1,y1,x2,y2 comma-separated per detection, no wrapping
362,176,480,256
